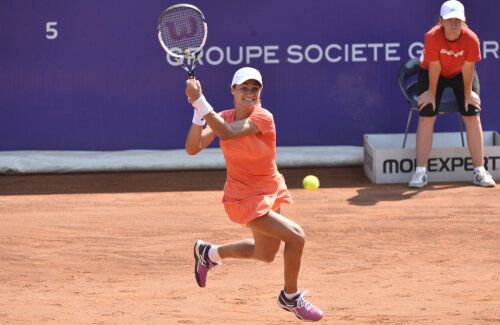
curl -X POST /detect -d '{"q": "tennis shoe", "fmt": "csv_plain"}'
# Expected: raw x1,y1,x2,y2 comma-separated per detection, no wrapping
277,289,323,321
193,240,220,288
473,170,496,187
409,170,427,188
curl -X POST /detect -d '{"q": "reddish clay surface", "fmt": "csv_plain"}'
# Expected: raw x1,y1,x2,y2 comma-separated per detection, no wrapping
1,167,499,324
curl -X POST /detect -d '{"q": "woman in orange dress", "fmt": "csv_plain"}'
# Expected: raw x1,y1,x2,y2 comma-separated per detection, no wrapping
185,67,323,322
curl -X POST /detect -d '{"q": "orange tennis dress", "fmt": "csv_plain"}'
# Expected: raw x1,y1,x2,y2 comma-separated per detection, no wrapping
217,105,293,225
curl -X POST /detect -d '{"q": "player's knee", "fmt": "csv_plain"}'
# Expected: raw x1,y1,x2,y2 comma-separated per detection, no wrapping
463,114,480,125
290,225,306,248
260,253,277,263
418,115,437,126
254,248,277,263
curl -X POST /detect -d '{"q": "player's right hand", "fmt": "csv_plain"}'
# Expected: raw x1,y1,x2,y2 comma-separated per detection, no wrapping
186,79,203,104
417,90,436,111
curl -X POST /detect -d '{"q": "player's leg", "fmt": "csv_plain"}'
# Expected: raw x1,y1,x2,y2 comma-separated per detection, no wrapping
206,208,304,291
454,71,495,186
410,70,446,188
462,115,484,167
247,210,322,321
194,236,280,288
465,116,496,187
216,235,281,262
461,109,496,186
410,113,437,188
453,70,484,167
217,238,255,259
246,210,304,293
196,209,322,320
415,70,444,167
415,115,437,167
215,208,283,261
193,208,283,288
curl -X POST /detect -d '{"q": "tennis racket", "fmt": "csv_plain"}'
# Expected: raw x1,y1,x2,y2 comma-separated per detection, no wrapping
157,4,207,79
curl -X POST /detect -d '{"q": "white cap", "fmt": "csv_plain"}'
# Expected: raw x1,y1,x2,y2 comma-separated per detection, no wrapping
231,67,263,88
440,0,465,21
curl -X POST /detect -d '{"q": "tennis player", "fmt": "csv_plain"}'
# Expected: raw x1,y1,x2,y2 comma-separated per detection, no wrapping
184,67,323,321
409,0,496,188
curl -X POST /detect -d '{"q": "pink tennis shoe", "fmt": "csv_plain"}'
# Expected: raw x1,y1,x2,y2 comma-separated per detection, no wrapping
193,240,220,288
277,289,324,321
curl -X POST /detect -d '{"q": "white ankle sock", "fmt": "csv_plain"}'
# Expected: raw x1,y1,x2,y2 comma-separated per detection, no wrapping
284,289,300,300
208,245,221,262
415,166,426,174
474,166,485,173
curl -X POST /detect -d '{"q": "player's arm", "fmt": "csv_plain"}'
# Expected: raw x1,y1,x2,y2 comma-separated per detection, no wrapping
185,121,216,155
184,79,216,155
462,61,481,111
203,112,259,140
186,79,260,140
418,60,441,111
427,60,441,97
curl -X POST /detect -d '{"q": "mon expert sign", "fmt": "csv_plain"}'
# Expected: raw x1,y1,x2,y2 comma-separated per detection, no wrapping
364,131,500,184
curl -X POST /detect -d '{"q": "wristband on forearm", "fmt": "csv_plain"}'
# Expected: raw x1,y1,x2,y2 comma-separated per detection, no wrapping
192,109,206,126
192,95,214,117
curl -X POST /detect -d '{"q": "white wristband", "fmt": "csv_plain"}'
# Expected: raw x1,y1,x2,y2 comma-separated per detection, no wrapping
192,95,214,117
192,109,206,126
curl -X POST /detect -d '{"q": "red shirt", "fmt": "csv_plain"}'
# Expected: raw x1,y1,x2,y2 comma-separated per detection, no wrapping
419,25,481,78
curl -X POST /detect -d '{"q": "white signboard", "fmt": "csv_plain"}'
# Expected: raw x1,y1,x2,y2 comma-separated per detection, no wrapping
364,131,500,184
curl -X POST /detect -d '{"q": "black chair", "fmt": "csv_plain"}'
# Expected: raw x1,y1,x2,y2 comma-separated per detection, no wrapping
398,57,464,148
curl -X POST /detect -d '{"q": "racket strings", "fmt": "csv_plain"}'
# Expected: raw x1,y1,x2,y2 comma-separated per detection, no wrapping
159,7,205,57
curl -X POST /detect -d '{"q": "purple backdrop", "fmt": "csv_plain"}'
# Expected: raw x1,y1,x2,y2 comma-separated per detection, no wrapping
1,0,499,150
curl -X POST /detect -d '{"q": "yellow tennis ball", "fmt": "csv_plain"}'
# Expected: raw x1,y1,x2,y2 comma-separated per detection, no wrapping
303,175,320,191
184,49,189,55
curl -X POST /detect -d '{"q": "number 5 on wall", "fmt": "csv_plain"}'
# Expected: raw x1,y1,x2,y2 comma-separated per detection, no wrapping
46,22,58,39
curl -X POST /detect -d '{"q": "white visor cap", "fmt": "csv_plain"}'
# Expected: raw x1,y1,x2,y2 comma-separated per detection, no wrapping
231,67,263,88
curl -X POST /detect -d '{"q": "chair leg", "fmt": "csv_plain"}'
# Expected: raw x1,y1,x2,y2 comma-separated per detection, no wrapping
403,109,414,148
458,113,465,147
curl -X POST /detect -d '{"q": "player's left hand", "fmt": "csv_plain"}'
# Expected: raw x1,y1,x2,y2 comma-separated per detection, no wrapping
465,91,481,112
186,79,203,104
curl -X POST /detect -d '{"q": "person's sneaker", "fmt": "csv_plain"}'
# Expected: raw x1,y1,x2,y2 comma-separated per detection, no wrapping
409,170,428,188
473,170,496,187
277,289,323,321
193,240,220,288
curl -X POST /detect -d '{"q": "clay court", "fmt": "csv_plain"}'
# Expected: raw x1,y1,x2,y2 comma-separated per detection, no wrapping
1,167,499,324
